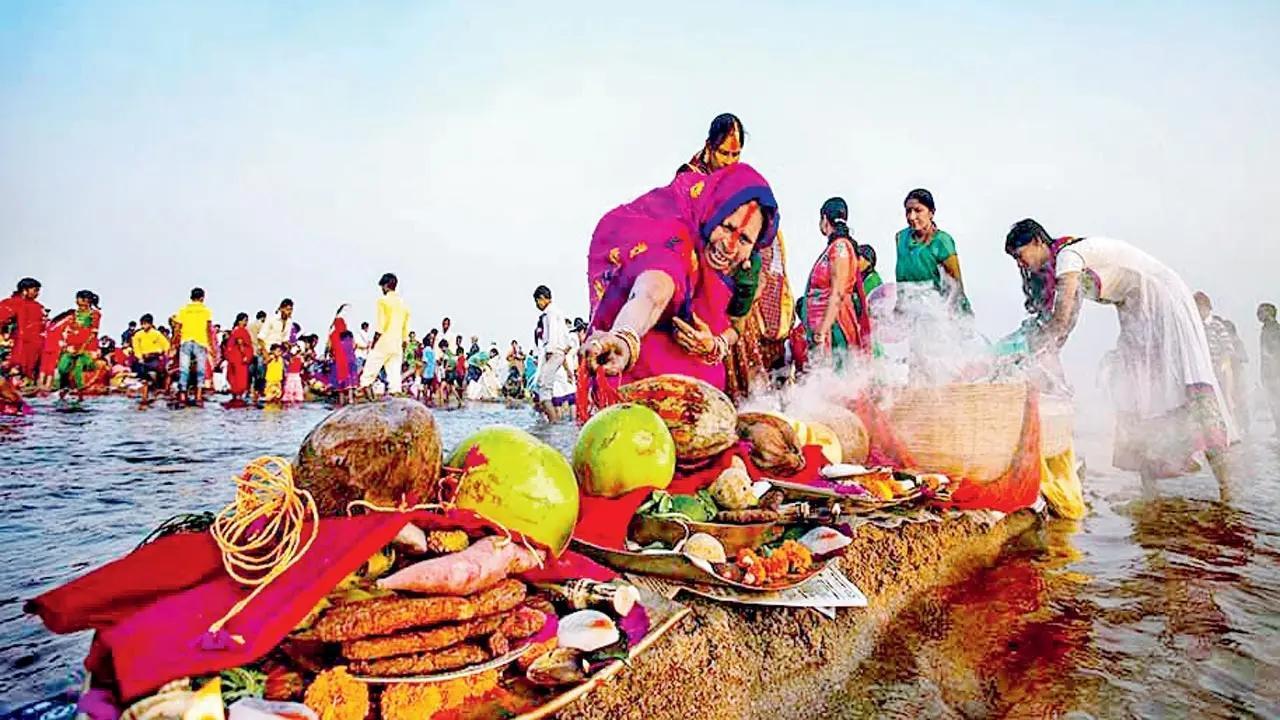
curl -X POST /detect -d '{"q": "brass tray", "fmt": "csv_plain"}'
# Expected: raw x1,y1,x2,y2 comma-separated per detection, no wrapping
767,478,931,509
506,587,690,719
570,538,828,593
627,514,783,554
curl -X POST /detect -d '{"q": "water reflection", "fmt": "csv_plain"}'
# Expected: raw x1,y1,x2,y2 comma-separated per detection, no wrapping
0,396,567,708
3,399,1280,717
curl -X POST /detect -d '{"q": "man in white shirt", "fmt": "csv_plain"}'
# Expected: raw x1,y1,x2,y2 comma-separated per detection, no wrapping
533,285,572,422
257,299,293,357
360,273,411,398
355,322,372,365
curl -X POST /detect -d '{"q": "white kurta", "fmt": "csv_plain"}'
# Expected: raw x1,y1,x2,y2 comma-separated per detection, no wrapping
1055,237,1235,440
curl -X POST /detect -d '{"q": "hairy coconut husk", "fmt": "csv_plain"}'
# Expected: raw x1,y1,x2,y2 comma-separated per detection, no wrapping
295,398,443,516
618,374,736,467
736,412,805,474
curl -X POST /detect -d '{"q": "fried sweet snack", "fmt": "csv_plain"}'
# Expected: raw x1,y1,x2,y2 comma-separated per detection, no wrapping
313,579,526,642
342,615,502,660
342,605,547,660
350,643,490,677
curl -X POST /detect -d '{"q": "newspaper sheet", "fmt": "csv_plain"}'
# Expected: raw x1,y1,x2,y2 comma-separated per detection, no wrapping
625,563,868,615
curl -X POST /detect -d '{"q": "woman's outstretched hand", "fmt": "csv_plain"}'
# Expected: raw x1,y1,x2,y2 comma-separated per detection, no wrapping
672,313,715,356
580,330,632,376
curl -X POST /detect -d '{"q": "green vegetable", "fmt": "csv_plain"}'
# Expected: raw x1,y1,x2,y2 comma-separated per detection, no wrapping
669,495,712,522
639,491,714,522
586,634,632,666
204,666,266,705
780,525,809,543
695,489,720,517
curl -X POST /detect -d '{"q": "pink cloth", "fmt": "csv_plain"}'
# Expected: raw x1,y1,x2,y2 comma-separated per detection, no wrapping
282,373,304,402
586,163,778,389
27,509,613,702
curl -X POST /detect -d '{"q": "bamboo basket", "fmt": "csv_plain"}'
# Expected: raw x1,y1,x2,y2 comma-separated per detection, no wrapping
887,383,1029,483
1039,394,1075,458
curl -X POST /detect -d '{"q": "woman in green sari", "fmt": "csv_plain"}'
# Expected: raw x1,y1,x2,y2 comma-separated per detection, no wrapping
894,188,970,315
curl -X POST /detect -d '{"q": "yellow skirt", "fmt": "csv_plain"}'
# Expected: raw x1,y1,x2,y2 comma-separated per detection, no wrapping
1040,444,1086,520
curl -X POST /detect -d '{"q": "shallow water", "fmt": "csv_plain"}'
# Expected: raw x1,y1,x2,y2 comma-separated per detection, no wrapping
843,421,1280,719
2,398,1279,717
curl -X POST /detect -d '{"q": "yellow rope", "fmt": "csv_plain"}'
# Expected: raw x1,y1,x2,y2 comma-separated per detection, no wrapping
205,461,547,643
206,456,319,641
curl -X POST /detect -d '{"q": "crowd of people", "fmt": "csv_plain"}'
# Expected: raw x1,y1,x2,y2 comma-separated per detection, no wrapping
573,112,1280,499
5,111,1280,497
0,273,589,416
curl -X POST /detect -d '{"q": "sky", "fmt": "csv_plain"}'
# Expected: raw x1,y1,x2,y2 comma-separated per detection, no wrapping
3,1,1278,389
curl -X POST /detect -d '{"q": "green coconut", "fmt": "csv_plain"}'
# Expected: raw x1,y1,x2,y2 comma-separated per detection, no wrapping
573,403,676,498
447,425,580,557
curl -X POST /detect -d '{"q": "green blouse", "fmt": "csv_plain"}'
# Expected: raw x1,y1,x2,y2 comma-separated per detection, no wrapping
894,227,957,287
862,269,883,295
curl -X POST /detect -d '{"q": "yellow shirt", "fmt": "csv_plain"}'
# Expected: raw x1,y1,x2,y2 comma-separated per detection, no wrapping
131,328,170,358
174,301,213,348
374,291,411,351
265,357,285,384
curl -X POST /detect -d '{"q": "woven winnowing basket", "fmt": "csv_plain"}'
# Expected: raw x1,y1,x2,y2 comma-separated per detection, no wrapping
1038,394,1075,457
888,383,1029,483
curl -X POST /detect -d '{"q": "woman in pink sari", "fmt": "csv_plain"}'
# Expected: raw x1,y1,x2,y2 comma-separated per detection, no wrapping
580,163,779,391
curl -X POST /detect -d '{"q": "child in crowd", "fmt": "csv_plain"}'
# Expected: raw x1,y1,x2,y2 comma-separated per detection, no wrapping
454,344,468,404
422,335,438,407
438,339,455,408
264,344,285,403
0,371,28,415
283,346,305,403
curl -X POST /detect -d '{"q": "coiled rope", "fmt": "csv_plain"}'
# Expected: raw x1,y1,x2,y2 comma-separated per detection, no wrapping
206,456,319,643
205,458,552,644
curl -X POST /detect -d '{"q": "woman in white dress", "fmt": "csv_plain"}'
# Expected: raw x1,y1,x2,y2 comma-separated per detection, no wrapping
1004,219,1234,496
466,348,506,401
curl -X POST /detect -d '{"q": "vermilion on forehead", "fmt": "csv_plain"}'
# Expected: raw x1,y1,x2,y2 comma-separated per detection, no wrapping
729,202,760,244
718,128,742,153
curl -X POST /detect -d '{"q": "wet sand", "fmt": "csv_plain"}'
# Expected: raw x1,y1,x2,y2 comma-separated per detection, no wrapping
561,511,1039,720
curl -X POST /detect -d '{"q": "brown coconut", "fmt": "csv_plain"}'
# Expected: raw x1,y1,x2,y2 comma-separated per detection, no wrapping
736,412,805,474
618,374,737,468
802,405,869,464
294,398,443,516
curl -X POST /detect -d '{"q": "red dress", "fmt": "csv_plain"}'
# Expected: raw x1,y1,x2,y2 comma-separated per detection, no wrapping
225,326,254,395
0,294,46,378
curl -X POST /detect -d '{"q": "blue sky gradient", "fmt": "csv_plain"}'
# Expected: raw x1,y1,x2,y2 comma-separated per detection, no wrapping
3,2,1278,385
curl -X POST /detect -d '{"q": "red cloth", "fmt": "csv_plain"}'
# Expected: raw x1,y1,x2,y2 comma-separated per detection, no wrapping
225,327,254,365
40,313,74,376
226,326,254,395
27,509,611,701
574,442,829,549
64,309,101,353
848,390,1042,514
0,293,46,377
851,394,918,468
940,389,1042,513
328,319,351,384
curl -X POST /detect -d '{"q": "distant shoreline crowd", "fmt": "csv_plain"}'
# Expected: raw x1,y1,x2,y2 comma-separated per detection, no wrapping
0,274,591,420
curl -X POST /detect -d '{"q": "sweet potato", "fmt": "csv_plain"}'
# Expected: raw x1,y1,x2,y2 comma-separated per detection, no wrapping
377,536,542,596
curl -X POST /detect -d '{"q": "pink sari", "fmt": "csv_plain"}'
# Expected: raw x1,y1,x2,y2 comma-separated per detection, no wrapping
586,164,779,389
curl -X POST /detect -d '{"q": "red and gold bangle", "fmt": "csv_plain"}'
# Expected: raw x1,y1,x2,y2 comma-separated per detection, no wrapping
701,334,729,365
612,326,642,372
